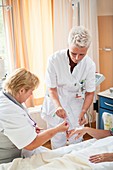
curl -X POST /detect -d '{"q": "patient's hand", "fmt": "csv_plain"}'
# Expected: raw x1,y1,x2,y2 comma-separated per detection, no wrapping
67,127,86,139
89,153,113,163
66,129,75,138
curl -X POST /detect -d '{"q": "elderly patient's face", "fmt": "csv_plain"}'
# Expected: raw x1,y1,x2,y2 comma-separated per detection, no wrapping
69,45,88,64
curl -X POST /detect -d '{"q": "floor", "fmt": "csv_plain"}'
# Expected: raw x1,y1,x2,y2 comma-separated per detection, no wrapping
43,121,96,149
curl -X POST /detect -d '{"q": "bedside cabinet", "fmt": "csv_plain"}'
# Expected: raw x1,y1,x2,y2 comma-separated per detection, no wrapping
98,89,113,129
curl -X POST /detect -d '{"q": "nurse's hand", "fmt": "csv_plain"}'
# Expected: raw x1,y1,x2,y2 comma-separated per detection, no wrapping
35,126,44,134
78,113,86,126
55,106,67,119
55,120,69,132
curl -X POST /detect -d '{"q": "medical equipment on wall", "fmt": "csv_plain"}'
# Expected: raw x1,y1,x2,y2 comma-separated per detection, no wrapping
71,0,80,26
95,72,105,87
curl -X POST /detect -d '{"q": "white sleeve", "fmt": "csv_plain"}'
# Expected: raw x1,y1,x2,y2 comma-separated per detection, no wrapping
3,109,37,149
45,57,57,88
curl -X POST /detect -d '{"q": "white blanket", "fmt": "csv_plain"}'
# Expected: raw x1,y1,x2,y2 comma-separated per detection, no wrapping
1,136,113,170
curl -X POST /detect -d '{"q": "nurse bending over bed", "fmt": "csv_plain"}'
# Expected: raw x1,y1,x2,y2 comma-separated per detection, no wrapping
42,25,96,149
0,68,69,164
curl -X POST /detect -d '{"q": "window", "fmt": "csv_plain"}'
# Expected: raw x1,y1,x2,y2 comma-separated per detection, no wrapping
0,1,11,78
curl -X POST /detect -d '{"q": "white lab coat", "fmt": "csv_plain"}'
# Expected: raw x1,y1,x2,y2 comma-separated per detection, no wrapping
0,92,49,163
42,49,96,149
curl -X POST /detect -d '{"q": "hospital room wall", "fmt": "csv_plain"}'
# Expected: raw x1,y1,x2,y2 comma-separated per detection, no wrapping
97,0,113,91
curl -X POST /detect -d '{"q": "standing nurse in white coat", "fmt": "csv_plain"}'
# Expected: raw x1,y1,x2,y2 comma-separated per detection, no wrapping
42,26,96,149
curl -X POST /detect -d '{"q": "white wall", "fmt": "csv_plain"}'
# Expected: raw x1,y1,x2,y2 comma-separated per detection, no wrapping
97,0,113,16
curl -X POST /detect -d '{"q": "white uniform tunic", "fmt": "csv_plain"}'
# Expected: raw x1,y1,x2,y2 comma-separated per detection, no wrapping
42,49,96,149
0,92,48,164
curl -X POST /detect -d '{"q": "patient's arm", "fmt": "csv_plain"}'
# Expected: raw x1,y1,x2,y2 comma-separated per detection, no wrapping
68,127,111,140
89,153,113,163
68,127,113,163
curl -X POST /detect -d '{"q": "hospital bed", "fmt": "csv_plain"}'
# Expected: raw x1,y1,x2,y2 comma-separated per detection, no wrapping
0,136,113,170
1,74,110,169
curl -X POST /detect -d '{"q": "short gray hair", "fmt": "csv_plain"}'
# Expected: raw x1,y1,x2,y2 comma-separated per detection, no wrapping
68,26,91,48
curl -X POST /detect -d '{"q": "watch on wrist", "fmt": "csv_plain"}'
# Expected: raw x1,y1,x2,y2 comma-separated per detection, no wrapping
109,128,113,136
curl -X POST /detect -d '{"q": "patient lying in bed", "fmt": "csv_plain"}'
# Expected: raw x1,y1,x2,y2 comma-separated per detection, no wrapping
0,127,113,170
67,126,113,163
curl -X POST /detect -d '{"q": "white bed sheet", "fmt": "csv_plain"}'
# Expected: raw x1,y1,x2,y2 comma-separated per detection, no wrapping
0,136,113,170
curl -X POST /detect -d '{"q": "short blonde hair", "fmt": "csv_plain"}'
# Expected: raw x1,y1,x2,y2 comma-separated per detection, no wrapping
68,26,91,48
3,68,39,97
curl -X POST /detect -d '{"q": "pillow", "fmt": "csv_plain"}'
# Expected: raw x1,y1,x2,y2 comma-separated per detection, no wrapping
102,112,113,130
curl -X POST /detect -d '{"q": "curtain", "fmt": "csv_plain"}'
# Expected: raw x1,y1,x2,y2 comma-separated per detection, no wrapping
2,0,98,123
3,0,73,106
53,0,73,51
71,0,99,72
79,0,99,72
72,0,99,123
2,0,15,73
79,0,99,123
3,0,54,106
